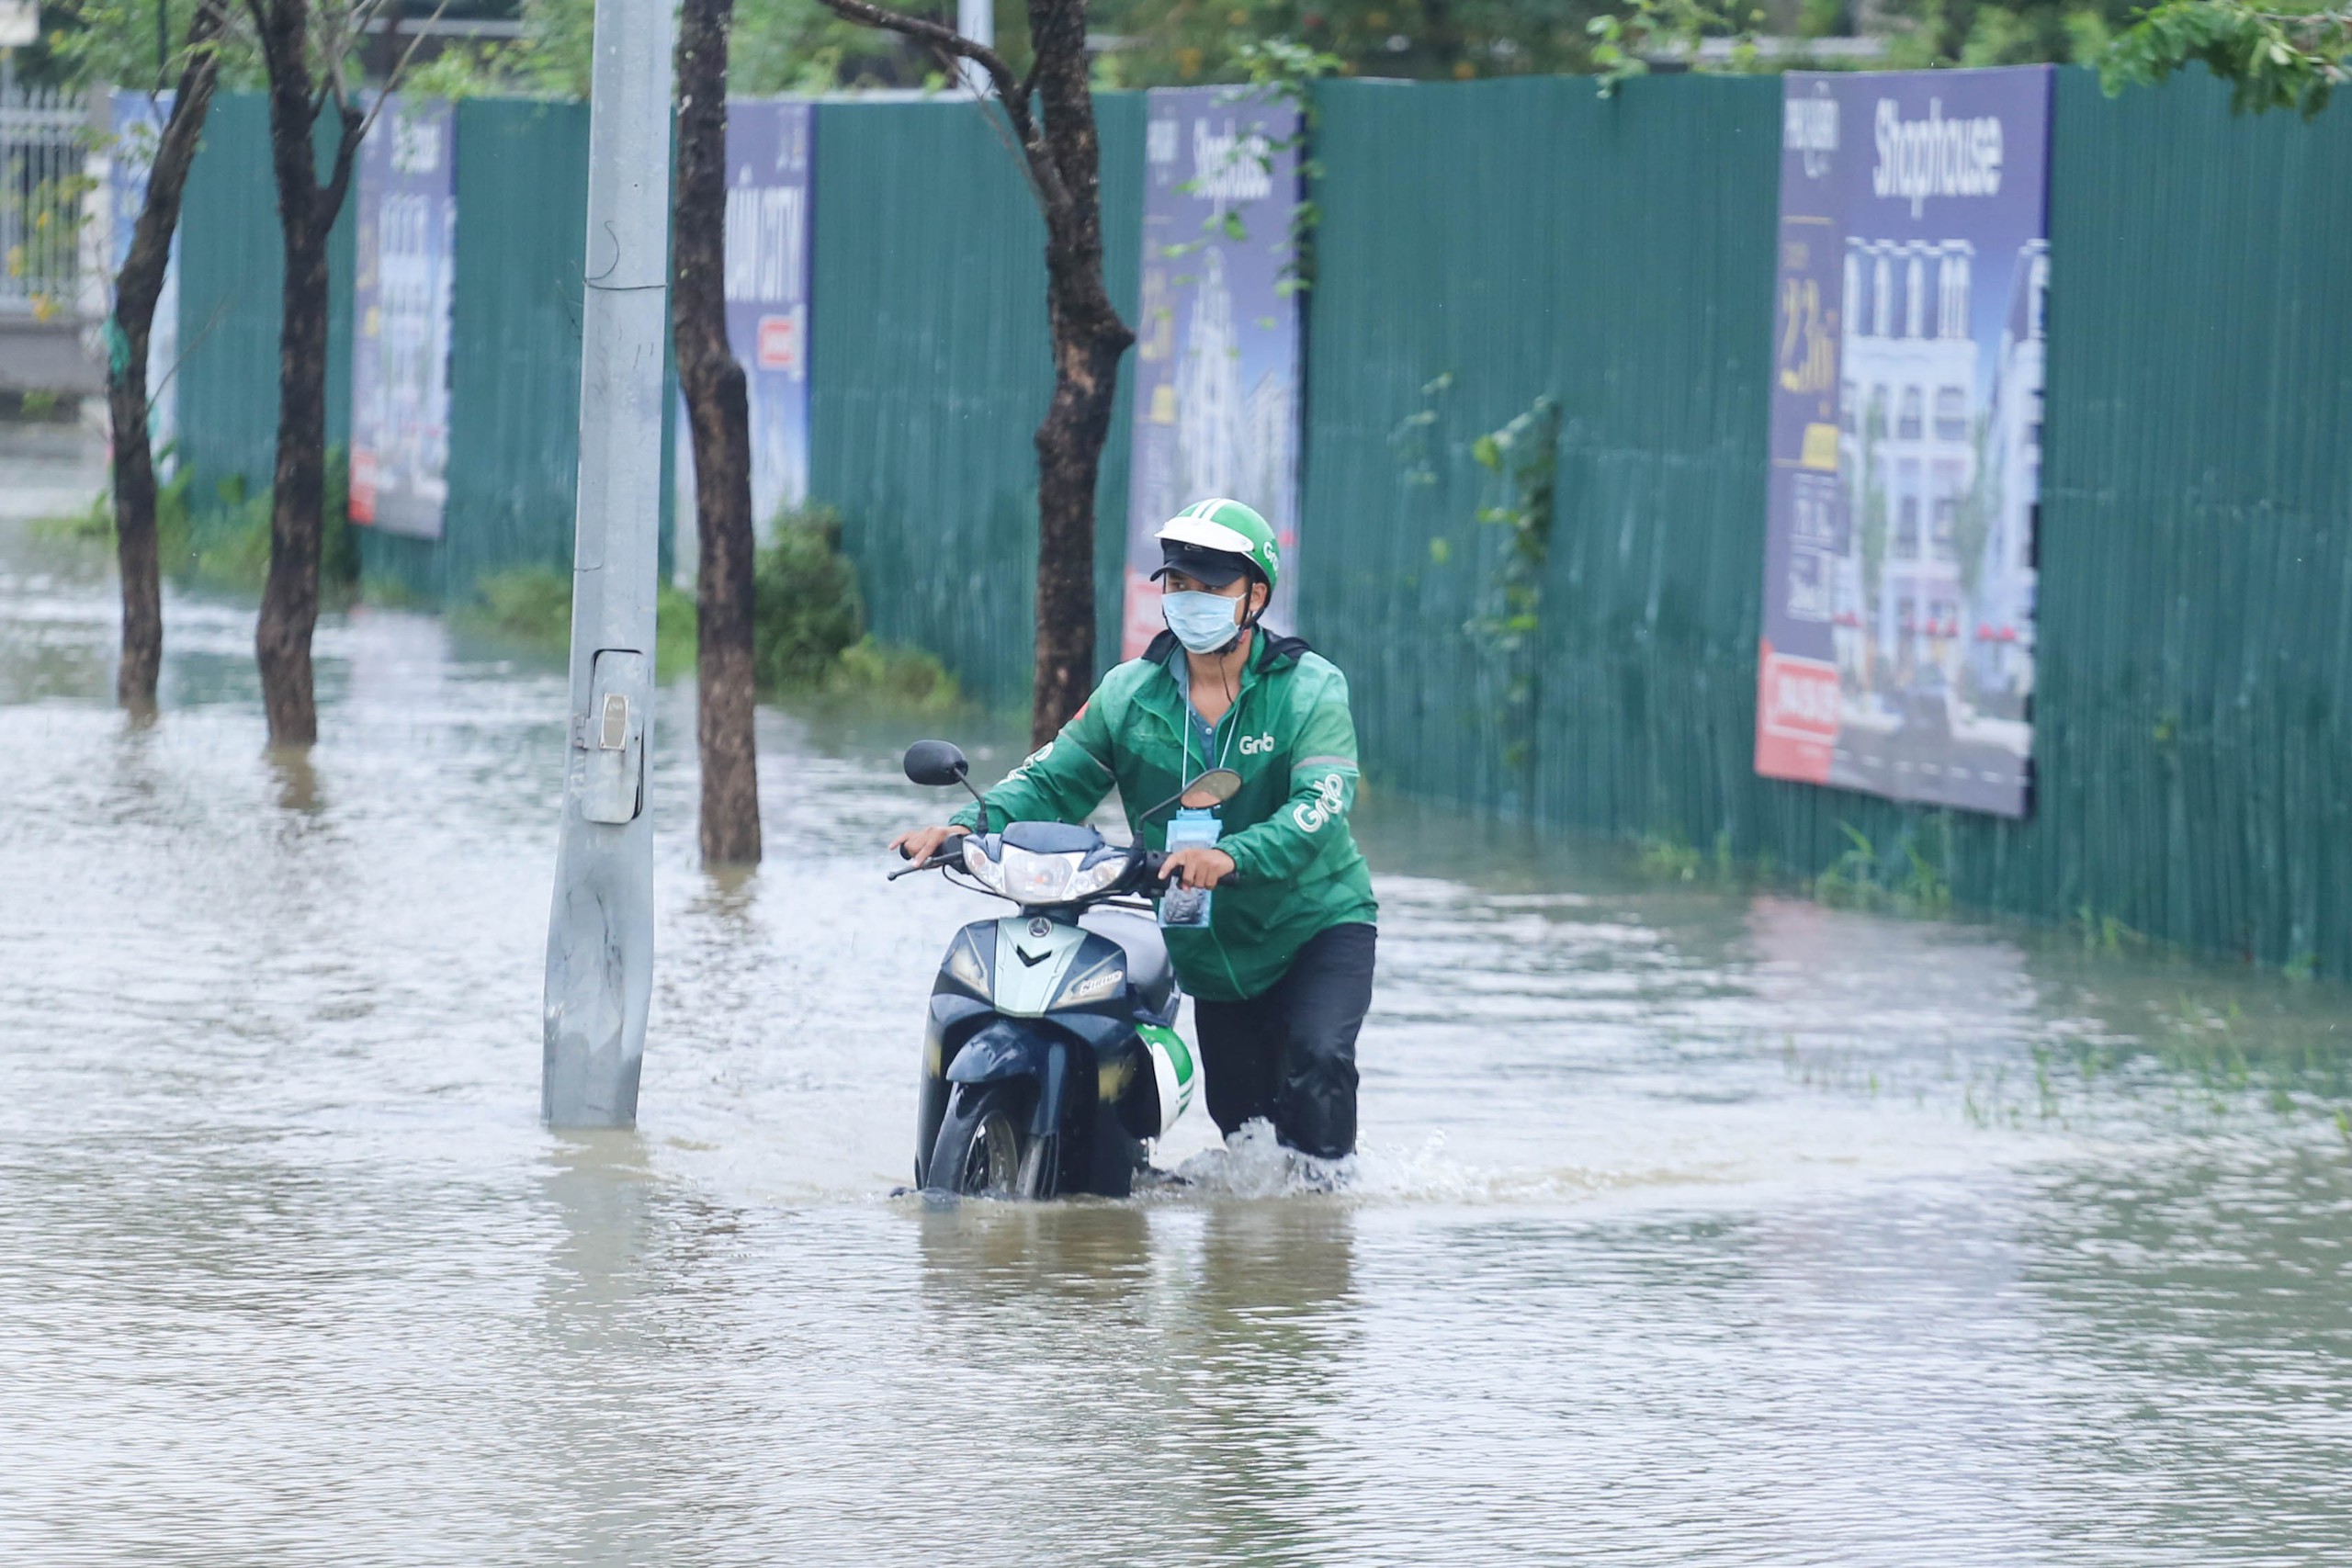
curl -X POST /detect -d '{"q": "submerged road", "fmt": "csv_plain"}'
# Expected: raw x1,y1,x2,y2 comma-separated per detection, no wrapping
2,474,2349,1564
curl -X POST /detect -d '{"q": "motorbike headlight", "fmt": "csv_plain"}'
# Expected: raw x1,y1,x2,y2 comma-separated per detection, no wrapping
961,836,1007,894
1064,852,1131,901
999,845,1081,905
1054,956,1125,1009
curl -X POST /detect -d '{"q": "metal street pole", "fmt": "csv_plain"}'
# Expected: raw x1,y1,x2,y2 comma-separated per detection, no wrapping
955,0,992,96
543,0,673,1129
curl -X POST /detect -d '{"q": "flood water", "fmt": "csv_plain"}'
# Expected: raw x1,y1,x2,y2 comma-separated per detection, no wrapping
4,449,2350,1565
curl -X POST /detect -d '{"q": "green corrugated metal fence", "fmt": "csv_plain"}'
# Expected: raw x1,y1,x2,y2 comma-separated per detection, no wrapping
1301,75,1781,832
169,73,2352,974
2034,70,2352,968
175,91,1144,668
178,93,664,601
808,94,1143,707
175,93,355,533
363,98,597,600
1301,70,2352,973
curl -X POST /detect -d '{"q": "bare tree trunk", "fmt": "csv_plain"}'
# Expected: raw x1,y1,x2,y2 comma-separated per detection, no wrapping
250,0,363,746
109,1,229,710
256,216,334,743
674,0,763,866
1023,0,1130,746
812,0,1134,747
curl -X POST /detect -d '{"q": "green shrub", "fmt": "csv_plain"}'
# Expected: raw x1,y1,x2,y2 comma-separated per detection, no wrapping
28,489,116,546
180,448,360,602
190,476,272,590
457,504,953,705
827,635,958,711
752,504,863,691
320,447,360,592
32,457,196,570
37,448,355,603
655,583,697,680
464,564,573,645
458,563,699,681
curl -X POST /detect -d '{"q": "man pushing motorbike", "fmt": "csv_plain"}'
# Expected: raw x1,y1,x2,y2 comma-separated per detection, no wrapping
891,499,1377,1166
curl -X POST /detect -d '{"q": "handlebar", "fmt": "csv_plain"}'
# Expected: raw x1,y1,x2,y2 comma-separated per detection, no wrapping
886,845,967,881
888,840,1172,887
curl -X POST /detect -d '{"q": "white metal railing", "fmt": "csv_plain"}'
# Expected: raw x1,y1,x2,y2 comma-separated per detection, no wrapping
0,85,88,319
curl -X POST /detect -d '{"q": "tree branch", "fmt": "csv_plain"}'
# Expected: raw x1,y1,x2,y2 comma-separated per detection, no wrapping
808,0,1020,97
321,96,365,216
808,0,1072,215
356,0,462,148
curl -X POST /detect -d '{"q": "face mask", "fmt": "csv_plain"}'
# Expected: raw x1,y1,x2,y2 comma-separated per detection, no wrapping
1162,590,1244,654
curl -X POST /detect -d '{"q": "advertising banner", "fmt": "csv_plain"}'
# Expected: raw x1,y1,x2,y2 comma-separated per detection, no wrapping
1122,85,1303,659
349,96,456,539
674,98,814,564
1756,67,2051,818
107,90,180,472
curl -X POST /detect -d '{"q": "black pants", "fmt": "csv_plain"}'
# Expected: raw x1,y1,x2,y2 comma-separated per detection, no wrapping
1193,923,1376,1161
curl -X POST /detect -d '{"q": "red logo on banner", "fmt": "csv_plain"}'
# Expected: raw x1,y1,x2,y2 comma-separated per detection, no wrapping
1120,570,1162,660
756,314,800,372
349,450,379,525
1754,639,1838,784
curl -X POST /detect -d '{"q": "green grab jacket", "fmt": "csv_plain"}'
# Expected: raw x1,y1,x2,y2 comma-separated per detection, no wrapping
950,631,1377,1002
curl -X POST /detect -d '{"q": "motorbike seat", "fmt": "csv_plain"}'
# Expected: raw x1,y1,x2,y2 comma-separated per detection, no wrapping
1081,910,1175,1016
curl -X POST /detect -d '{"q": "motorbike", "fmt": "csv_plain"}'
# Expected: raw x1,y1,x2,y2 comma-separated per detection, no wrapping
891,739,1238,1199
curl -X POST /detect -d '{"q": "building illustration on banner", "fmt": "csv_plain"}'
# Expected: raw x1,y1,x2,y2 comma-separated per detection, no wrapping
1974,240,2046,705
1757,68,2051,818
107,91,182,475
349,97,456,540
1123,86,1303,659
674,99,815,577
1175,247,1240,502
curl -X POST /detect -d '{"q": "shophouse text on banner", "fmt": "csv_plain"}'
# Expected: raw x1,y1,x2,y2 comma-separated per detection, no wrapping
350,96,457,540
1756,67,2051,818
1123,85,1303,659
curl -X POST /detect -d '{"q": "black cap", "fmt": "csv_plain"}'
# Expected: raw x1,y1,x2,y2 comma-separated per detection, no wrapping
1150,538,1252,588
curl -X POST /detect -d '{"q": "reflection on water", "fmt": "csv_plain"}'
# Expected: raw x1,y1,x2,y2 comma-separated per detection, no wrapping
2,501,2350,1565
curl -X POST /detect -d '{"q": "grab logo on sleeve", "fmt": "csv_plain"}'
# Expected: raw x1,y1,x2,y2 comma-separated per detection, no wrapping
1292,773,1347,833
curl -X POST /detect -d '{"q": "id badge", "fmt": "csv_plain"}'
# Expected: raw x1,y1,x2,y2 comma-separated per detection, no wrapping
1159,807,1223,930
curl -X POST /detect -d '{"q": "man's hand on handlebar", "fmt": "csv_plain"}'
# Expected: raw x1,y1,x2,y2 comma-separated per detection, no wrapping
1159,846,1235,891
889,824,970,864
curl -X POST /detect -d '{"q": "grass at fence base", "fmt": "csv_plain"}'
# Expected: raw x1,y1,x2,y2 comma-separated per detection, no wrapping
453,565,699,681
1632,816,1956,917
823,637,959,712
1631,810,2334,987
456,503,959,716
32,449,362,606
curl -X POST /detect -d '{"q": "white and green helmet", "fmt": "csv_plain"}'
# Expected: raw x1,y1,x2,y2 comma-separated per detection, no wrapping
1153,498,1281,592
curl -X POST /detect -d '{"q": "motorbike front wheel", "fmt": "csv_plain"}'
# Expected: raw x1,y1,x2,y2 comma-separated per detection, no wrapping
925,1082,1035,1197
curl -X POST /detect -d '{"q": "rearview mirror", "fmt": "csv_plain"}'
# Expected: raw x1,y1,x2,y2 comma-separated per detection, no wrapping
902,739,970,788
1180,769,1242,808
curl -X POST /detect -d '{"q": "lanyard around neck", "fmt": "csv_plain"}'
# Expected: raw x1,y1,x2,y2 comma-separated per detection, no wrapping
1179,657,1242,785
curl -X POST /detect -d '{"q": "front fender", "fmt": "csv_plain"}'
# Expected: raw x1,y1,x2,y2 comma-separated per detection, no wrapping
945,1022,1047,1085
946,1021,1074,1139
